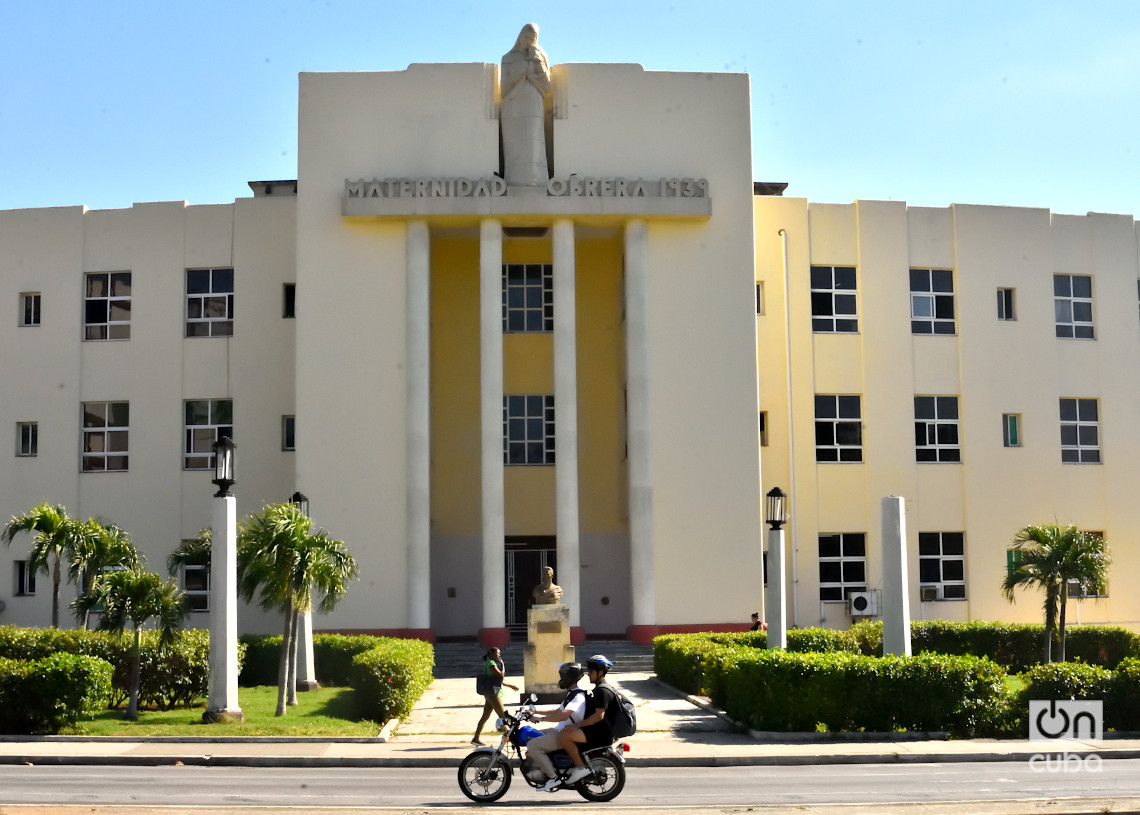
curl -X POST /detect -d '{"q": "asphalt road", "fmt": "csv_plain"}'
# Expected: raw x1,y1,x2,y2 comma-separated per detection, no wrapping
4,760,1140,811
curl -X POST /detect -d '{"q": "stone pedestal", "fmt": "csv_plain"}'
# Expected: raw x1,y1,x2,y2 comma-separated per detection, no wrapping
524,604,575,703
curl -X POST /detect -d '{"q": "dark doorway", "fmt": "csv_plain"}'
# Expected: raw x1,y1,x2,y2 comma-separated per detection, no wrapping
505,536,556,639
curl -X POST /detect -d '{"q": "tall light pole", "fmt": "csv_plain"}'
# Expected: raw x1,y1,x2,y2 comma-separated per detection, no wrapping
204,436,243,722
764,486,788,650
291,491,319,692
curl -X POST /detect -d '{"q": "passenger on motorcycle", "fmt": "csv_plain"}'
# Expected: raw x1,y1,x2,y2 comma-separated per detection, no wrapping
526,662,589,787
553,653,618,789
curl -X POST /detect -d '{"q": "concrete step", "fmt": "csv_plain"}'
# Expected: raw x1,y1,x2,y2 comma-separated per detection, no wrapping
431,639,655,679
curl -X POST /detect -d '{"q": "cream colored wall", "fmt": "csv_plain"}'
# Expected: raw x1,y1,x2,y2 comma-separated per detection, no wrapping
556,65,762,626
0,199,296,632
755,196,1140,633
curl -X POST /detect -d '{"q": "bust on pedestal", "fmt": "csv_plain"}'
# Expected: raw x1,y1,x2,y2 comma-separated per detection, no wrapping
523,567,575,702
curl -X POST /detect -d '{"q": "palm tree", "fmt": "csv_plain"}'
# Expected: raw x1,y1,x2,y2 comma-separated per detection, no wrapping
73,568,187,721
236,503,358,716
167,528,211,577
1001,523,1110,662
3,503,94,627
70,520,142,629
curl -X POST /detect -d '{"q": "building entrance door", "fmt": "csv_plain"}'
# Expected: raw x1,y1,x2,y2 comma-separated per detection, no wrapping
505,536,555,639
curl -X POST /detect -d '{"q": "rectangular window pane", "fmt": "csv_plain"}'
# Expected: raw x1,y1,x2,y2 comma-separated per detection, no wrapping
84,272,131,341
810,265,859,332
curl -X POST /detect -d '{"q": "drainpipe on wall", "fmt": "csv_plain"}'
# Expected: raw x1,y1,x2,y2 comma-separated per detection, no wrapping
778,228,799,627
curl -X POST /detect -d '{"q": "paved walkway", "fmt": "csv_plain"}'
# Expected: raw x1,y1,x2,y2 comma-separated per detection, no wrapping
2,671,1139,767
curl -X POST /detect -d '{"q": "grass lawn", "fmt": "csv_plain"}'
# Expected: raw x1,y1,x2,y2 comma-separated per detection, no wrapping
68,685,382,738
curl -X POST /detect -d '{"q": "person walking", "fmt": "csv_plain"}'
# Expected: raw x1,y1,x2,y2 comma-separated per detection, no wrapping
472,647,518,745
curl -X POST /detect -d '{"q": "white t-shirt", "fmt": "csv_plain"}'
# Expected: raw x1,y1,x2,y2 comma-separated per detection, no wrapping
553,689,587,732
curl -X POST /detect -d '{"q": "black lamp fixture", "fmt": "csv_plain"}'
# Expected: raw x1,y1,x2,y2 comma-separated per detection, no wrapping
290,491,309,516
212,436,237,497
765,486,788,530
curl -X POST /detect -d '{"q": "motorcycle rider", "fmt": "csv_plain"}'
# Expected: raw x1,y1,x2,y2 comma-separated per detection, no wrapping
553,654,618,788
526,662,589,788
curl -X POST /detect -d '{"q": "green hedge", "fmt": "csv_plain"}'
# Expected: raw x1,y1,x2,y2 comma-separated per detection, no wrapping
239,633,395,687
0,653,113,734
0,625,238,711
349,637,435,722
1107,657,1140,731
702,648,1010,736
911,621,1140,672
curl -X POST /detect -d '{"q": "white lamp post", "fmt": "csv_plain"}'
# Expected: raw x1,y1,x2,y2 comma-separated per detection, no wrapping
204,436,243,722
764,486,788,650
291,491,319,692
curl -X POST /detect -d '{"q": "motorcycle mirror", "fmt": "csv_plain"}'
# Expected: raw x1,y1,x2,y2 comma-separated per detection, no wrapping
528,693,538,703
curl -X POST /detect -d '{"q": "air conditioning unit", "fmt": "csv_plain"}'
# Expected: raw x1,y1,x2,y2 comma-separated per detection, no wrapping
1066,579,1087,599
847,591,878,616
919,585,939,603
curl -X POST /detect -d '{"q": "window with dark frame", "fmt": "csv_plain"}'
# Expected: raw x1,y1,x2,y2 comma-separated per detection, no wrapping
809,265,858,333
186,267,234,337
183,399,233,470
919,531,966,600
81,401,129,472
19,293,41,326
17,422,37,457
16,560,36,596
1054,274,1094,339
910,268,955,334
282,415,295,451
502,264,552,333
814,394,862,462
1059,397,1100,463
997,288,1016,321
181,563,210,611
503,394,555,465
818,533,867,602
84,272,131,340
284,283,296,318
914,396,960,462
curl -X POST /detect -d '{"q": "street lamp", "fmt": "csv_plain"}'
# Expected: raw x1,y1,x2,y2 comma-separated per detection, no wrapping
764,486,788,649
212,436,236,497
290,490,318,692
204,434,242,722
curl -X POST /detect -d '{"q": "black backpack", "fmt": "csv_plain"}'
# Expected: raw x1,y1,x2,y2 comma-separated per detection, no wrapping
598,683,637,738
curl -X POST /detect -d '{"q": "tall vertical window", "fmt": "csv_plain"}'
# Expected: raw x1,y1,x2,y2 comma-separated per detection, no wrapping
809,265,858,332
1054,274,1094,339
282,416,295,451
910,268,955,334
181,562,210,612
818,533,867,602
502,264,552,333
758,411,768,446
914,396,960,462
16,561,36,595
1002,413,1021,448
16,422,37,457
81,401,129,472
184,400,233,469
755,283,764,315
283,283,296,318
84,272,131,340
186,267,234,337
1060,397,1100,463
997,288,1016,321
919,532,966,600
503,395,555,465
814,394,862,462
19,293,41,326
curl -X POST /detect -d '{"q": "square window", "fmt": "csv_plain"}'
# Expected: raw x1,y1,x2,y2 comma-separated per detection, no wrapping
1054,274,1094,340
503,394,555,465
81,401,128,471
84,272,131,341
915,395,960,463
19,293,41,327
186,268,235,337
910,269,955,335
815,395,862,462
184,399,233,469
809,265,859,333
1059,397,1100,464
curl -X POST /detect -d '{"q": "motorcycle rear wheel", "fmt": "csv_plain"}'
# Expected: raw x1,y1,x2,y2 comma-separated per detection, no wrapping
458,751,512,803
576,753,625,802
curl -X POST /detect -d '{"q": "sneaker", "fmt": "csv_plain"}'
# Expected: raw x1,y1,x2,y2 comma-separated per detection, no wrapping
538,777,562,793
470,738,484,746
565,766,592,785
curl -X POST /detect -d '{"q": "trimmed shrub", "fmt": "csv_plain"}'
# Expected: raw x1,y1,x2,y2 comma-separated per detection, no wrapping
349,637,434,722
1107,657,1140,731
313,634,396,685
848,619,883,656
910,621,1140,672
237,634,281,686
0,653,113,734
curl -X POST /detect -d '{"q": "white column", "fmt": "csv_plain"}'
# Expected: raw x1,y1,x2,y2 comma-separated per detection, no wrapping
205,493,242,721
406,220,431,631
624,220,655,628
480,219,506,632
881,496,912,656
294,609,318,691
765,526,787,649
553,219,581,629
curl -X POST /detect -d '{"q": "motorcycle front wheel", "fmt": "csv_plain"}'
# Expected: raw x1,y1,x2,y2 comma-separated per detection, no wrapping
576,753,626,802
457,751,513,803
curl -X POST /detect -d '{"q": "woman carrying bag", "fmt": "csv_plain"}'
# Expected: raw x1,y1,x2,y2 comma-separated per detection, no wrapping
472,647,518,745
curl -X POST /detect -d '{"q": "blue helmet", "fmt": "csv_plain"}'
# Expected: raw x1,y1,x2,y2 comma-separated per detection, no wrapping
585,654,613,673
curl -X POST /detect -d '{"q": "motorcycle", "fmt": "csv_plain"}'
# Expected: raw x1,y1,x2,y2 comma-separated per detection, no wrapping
457,693,628,803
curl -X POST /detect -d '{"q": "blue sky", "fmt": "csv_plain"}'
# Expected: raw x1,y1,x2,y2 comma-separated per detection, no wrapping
2,0,1138,216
